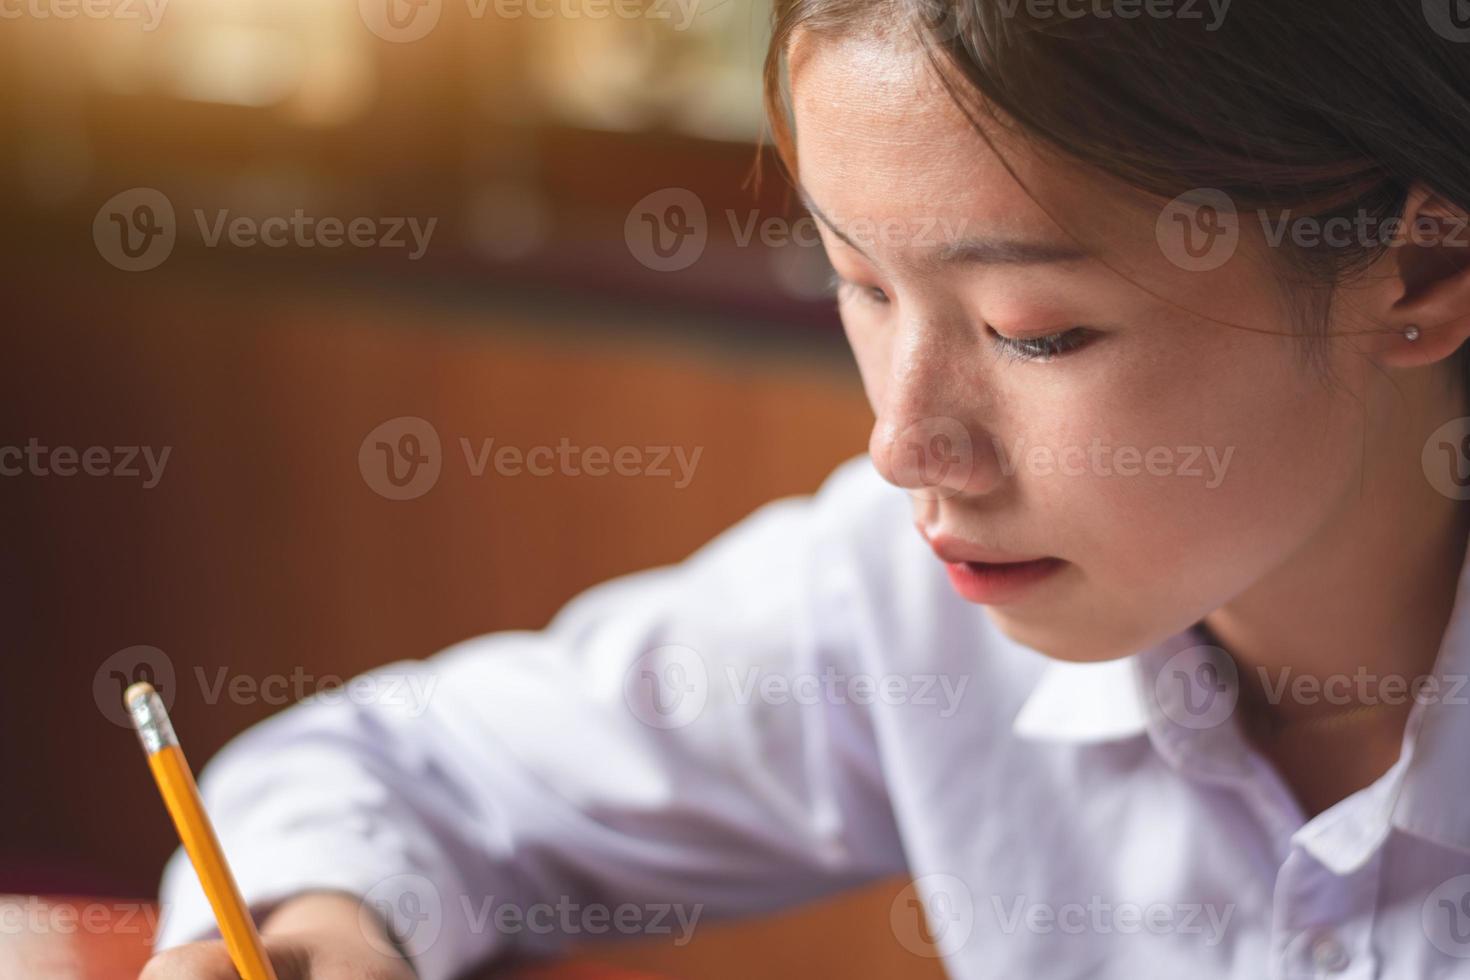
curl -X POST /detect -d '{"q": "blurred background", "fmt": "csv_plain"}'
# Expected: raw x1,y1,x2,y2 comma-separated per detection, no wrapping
0,1,944,976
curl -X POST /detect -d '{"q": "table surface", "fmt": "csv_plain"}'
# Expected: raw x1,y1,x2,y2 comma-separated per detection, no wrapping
0,895,669,980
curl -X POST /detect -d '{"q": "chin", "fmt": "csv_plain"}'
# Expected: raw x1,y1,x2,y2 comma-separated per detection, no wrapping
983,607,1165,664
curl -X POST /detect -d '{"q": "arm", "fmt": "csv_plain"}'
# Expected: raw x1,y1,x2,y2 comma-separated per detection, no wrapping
148,461,908,980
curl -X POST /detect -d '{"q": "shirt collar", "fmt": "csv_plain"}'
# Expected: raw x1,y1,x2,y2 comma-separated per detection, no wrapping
1010,654,1150,742
1389,540,1470,857
1010,626,1211,744
1011,532,1470,861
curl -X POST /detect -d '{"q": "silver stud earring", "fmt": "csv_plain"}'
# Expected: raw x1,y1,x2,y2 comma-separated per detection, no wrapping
1405,324,1422,342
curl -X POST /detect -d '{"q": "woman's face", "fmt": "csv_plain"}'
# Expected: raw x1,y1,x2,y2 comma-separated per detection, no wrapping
791,33,1380,662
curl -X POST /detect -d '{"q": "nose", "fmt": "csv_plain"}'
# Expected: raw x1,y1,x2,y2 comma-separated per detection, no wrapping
868,322,1003,500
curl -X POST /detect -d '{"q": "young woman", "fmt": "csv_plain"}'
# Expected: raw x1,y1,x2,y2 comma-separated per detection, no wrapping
143,1,1470,977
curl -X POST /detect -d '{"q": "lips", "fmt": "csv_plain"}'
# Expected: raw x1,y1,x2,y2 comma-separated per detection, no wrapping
921,531,1053,566
920,529,1066,604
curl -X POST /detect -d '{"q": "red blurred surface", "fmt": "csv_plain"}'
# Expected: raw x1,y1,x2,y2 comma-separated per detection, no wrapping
0,896,672,980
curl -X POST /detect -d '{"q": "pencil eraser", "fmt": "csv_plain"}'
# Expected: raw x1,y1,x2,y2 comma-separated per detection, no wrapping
124,681,156,709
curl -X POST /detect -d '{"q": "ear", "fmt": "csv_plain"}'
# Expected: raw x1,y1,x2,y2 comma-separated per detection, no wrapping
1372,182,1470,369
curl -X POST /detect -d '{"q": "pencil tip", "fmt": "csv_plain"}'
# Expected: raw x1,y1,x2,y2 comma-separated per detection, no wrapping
124,681,156,709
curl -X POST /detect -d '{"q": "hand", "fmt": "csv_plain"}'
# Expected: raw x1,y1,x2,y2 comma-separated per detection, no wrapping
139,892,417,980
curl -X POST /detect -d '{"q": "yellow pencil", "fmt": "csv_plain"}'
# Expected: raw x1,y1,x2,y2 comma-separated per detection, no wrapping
125,682,280,980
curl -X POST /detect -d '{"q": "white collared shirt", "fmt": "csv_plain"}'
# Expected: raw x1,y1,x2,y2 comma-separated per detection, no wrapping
156,455,1470,980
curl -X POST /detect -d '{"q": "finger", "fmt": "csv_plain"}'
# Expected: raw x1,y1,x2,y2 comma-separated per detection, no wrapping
137,942,241,980
138,939,312,980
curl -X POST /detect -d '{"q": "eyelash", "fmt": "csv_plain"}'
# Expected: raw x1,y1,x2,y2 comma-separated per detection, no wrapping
829,274,889,309
828,274,1094,363
991,328,1093,363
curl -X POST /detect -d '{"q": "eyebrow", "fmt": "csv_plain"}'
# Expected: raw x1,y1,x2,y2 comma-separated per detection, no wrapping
797,185,1091,269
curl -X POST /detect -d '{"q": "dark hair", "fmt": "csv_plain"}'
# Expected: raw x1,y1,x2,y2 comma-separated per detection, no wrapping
762,0,1470,378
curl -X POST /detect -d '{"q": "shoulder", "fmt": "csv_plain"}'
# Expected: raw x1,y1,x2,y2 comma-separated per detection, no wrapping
476,455,1048,722
685,454,908,567
548,454,910,626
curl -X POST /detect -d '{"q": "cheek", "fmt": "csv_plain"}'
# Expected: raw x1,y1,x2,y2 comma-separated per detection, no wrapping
1016,331,1362,595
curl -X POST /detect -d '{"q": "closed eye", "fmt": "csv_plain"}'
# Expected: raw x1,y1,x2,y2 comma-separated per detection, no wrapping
830,271,1095,363
829,273,889,308
989,326,1095,363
